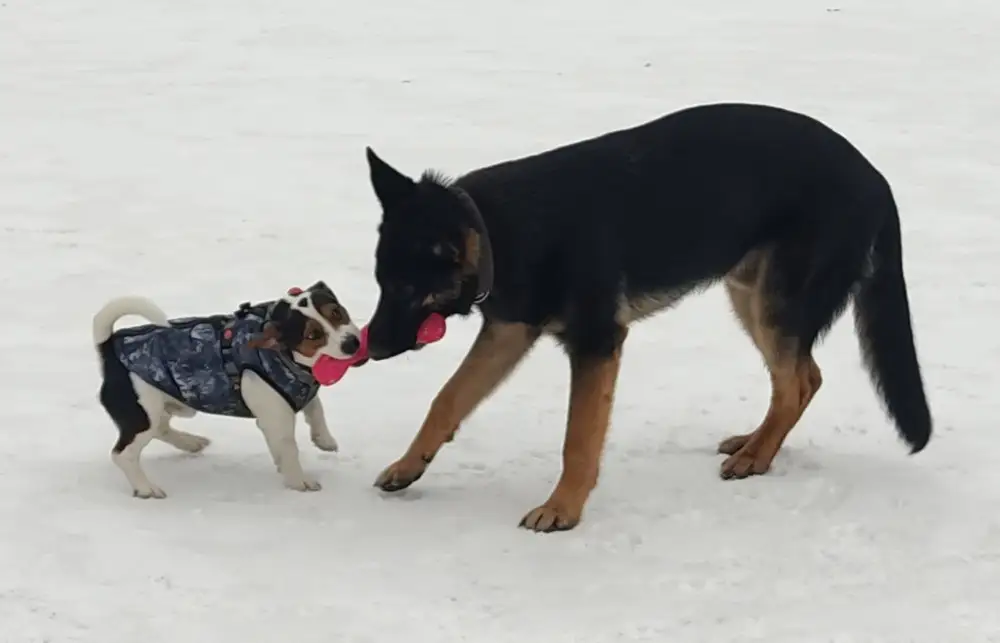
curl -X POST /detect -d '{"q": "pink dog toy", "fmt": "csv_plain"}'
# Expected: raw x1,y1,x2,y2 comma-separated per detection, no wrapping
310,313,447,386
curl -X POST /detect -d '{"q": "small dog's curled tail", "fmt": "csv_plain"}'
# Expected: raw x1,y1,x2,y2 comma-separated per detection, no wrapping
92,296,170,345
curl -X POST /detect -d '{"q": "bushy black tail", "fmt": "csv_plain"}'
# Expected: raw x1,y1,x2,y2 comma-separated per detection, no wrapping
852,204,932,453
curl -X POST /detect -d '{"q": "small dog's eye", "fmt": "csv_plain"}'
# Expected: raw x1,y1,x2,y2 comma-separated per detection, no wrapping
306,329,323,341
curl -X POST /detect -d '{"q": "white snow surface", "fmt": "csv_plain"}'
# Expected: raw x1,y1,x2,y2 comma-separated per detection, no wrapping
2,0,999,641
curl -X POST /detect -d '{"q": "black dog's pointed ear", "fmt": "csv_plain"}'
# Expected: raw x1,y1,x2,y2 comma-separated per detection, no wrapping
366,146,416,210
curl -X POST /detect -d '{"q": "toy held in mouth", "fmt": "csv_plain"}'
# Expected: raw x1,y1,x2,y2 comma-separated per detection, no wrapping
311,314,447,386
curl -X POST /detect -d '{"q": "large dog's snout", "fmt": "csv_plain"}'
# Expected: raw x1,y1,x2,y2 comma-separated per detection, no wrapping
365,294,426,361
366,342,394,361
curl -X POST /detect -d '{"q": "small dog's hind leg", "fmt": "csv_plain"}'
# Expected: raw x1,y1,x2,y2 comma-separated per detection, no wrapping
303,397,338,452
164,400,196,418
113,430,164,498
113,377,169,498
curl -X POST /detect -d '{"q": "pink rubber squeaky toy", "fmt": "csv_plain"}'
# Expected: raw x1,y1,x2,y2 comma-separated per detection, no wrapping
310,314,447,386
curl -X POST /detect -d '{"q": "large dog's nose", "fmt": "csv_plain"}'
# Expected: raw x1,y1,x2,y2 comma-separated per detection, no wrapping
340,335,361,356
366,343,389,361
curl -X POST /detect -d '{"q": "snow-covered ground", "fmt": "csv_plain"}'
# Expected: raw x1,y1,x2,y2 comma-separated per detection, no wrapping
2,0,999,640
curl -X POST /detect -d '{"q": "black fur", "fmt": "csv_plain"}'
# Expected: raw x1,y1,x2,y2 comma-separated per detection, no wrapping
97,338,150,453
853,207,932,452
364,102,932,452
264,299,308,348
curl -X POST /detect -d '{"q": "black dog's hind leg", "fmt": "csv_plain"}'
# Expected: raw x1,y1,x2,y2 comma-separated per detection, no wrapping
719,236,861,479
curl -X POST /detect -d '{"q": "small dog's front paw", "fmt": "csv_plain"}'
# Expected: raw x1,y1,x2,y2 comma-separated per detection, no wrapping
180,434,212,453
285,476,322,492
133,485,167,500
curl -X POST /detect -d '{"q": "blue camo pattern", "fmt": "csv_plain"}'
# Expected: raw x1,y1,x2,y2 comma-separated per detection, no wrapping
112,305,319,418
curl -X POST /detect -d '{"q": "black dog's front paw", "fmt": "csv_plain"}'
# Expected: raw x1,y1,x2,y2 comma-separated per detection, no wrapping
374,458,426,492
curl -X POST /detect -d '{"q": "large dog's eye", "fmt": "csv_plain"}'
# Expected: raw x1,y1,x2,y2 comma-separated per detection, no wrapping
432,243,460,262
306,329,323,341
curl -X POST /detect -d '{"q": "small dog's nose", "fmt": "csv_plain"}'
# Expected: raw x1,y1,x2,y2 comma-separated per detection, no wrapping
340,335,361,356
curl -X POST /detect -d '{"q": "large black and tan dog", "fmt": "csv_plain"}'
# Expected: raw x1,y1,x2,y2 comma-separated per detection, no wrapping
362,102,932,533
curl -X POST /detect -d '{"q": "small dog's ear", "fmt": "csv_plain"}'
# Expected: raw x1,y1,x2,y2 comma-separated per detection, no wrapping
366,146,416,210
247,323,281,350
270,300,291,321
308,280,333,295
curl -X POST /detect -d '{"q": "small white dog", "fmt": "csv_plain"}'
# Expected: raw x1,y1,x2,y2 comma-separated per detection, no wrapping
92,281,363,498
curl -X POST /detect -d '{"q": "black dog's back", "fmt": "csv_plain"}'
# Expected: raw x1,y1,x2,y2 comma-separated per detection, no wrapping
461,103,886,289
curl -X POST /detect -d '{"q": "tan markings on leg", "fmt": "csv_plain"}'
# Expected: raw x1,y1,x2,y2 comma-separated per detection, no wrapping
520,329,627,533
374,321,539,491
717,249,771,456
802,355,823,408
718,251,825,478
717,431,753,456
720,355,819,479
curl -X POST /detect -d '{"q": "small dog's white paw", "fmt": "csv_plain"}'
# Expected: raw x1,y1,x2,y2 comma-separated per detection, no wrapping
133,485,167,499
284,476,322,492
160,429,211,454
311,432,339,452
178,434,211,453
